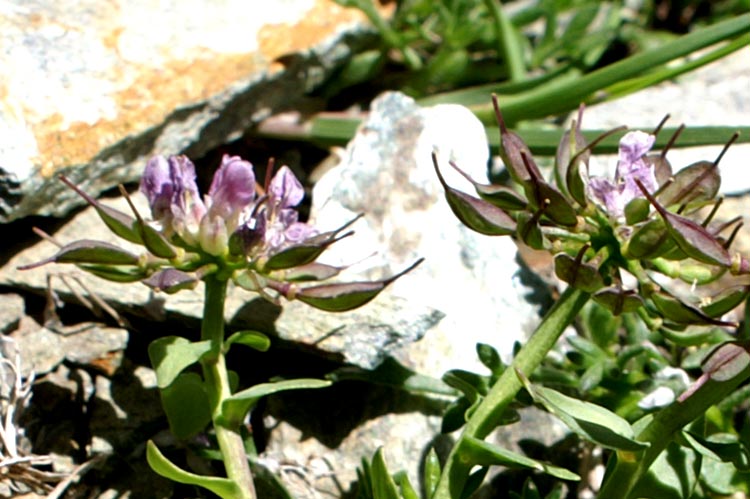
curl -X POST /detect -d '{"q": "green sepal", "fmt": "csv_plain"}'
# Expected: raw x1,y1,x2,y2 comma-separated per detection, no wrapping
651,291,735,327
593,286,644,316
292,259,422,312
79,264,150,283
434,153,516,236
146,441,241,499
517,212,545,250
25,240,141,268
553,253,603,293
624,197,651,225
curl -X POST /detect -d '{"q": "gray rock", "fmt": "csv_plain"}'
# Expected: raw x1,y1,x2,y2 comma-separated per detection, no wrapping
311,91,545,377
0,0,379,222
10,316,64,377
0,293,25,334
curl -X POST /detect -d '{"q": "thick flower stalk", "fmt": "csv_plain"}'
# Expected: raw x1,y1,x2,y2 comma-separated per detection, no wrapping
430,95,750,499
21,154,420,499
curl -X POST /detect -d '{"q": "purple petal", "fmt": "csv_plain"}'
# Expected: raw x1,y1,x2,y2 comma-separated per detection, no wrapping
588,177,623,216
209,155,257,219
140,155,205,227
269,166,304,209
140,156,174,220
617,131,655,166
283,222,318,244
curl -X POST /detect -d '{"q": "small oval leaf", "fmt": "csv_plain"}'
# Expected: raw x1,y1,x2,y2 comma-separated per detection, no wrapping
225,330,271,352
148,336,213,389
222,378,331,427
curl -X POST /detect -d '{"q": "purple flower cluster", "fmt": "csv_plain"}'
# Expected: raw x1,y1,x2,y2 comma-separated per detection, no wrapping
434,95,748,327
140,154,316,257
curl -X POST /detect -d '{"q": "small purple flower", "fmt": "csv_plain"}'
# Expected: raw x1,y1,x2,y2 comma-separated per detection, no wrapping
589,131,656,218
262,166,317,250
140,155,207,242
207,155,257,221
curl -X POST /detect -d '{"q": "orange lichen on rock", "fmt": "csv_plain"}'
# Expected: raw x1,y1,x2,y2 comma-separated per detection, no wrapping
34,51,260,178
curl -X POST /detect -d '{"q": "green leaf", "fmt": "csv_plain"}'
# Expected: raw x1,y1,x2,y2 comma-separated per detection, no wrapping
160,372,211,439
681,431,750,471
630,440,700,499
225,330,271,352
477,343,504,377
394,471,418,499
371,448,400,499
459,436,580,481
423,447,440,499
517,370,648,451
146,441,241,499
148,336,212,389
460,466,488,499
222,378,331,426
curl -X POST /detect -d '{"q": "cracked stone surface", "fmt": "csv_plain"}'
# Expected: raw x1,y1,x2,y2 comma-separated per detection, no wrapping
0,0,380,222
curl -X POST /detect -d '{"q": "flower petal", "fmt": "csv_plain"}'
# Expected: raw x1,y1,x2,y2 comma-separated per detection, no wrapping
269,166,304,208
209,155,256,219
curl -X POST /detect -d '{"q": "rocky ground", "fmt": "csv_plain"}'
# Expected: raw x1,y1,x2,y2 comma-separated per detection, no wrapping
1,2,749,497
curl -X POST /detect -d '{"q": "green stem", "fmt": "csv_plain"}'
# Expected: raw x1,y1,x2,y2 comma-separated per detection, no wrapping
433,287,590,499
201,276,256,499
598,363,750,499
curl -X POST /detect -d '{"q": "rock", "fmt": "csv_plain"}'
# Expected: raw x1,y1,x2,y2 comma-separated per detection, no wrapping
583,46,750,195
0,0,382,222
10,316,64,377
0,293,25,334
311,91,546,376
59,323,129,376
